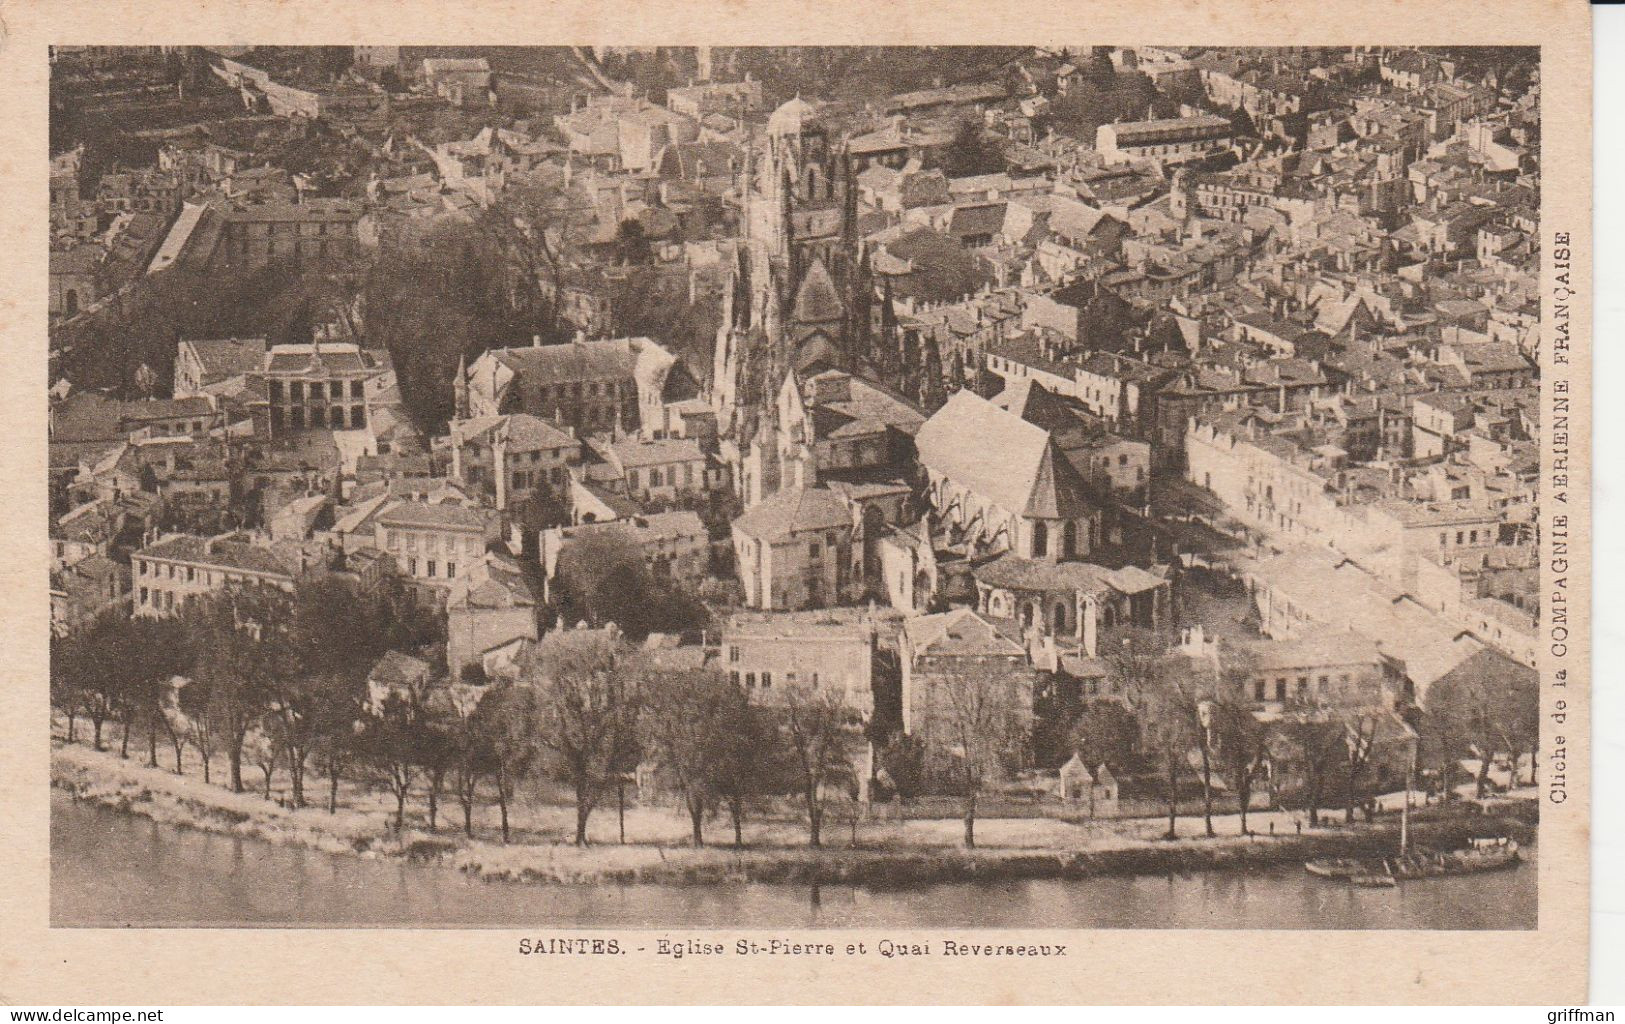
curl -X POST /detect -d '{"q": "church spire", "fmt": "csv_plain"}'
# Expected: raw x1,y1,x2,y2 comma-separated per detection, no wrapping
453,352,469,421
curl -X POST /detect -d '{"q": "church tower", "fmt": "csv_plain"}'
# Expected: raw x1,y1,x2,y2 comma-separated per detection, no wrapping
713,95,868,501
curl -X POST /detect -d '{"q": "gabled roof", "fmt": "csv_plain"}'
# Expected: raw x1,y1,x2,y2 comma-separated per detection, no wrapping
454,413,578,451
487,337,643,384
790,256,844,325
138,533,298,578
903,607,1025,658
183,337,267,381
376,500,493,532
915,390,1092,520
991,378,1085,434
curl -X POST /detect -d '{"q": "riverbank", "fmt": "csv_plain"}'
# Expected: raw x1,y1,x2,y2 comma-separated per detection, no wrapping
52,742,1536,888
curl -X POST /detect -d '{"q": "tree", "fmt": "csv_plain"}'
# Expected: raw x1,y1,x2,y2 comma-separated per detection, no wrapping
924,662,1031,847
360,693,425,832
480,683,538,844
417,698,462,832
1210,700,1273,836
244,726,281,800
1424,653,1539,797
1138,679,1200,840
157,692,192,774
919,334,948,413
363,214,554,436
523,629,643,845
942,118,1004,179
640,667,742,846
1069,697,1140,777
1106,627,1195,840
450,698,501,838
711,695,776,847
57,611,128,752
1277,715,1345,826
310,697,362,814
875,731,926,810
50,632,83,744
481,172,584,339
554,530,709,640
778,683,857,848
613,218,654,266
188,586,286,792
272,577,385,808
1338,707,1383,824
125,615,190,770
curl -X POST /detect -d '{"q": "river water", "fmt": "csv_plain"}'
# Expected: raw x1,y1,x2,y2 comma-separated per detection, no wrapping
51,791,1535,929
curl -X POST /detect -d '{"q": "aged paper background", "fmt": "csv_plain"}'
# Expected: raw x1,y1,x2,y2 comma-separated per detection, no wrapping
0,0,1592,1004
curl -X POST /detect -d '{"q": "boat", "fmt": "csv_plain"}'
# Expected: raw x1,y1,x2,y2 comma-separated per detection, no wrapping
1393,838,1520,879
1303,746,1522,885
1304,858,1366,879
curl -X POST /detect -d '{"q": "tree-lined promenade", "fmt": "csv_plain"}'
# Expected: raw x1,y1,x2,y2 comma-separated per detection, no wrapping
52,576,1539,879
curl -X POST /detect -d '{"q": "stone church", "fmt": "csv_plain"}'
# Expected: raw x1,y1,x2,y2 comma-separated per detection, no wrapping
711,96,875,503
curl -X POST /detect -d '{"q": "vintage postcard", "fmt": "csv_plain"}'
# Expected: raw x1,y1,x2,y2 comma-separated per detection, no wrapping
0,0,1593,1005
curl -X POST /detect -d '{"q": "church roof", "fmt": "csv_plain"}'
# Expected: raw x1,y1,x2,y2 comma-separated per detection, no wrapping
790,256,845,325
914,390,1093,520
991,378,1083,434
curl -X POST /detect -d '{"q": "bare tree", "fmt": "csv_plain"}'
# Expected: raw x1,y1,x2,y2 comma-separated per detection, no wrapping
1105,627,1196,840
522,630,643,846
450,699,501,839
1278,715,1345,826
923,662,1031,848
244,726,281,801
640,667,741,846
189,586,285,793
482,684,538,845
712,695,775,848
1210,699,1273,836
778,683,857,849
360,692,425,832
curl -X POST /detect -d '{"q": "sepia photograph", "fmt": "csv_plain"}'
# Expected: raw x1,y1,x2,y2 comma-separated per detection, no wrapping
45,39,1548,936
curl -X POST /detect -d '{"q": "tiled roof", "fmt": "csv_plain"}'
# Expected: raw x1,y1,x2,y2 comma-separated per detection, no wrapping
491,338,639,384
611,436,705,468
139,533,297,577
903,607,1025,658
376,500,493,532
732,486,851,542
915,390,1092,520
185,337,267,380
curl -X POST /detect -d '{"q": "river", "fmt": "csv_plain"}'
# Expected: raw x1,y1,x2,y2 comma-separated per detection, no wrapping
51,791,1535,929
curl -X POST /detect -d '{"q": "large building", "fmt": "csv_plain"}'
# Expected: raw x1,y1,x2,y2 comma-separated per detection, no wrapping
710,97,871,455
460,335,693,436
131,532,301,616
899,607,1035,761
1095,115,1234,166
174,337,267,398
373,498,499,596
220,199,363,268
914,390,1102,562
731,484,857,611
721,609,879,714
449,413,581,511
250,342,391,436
